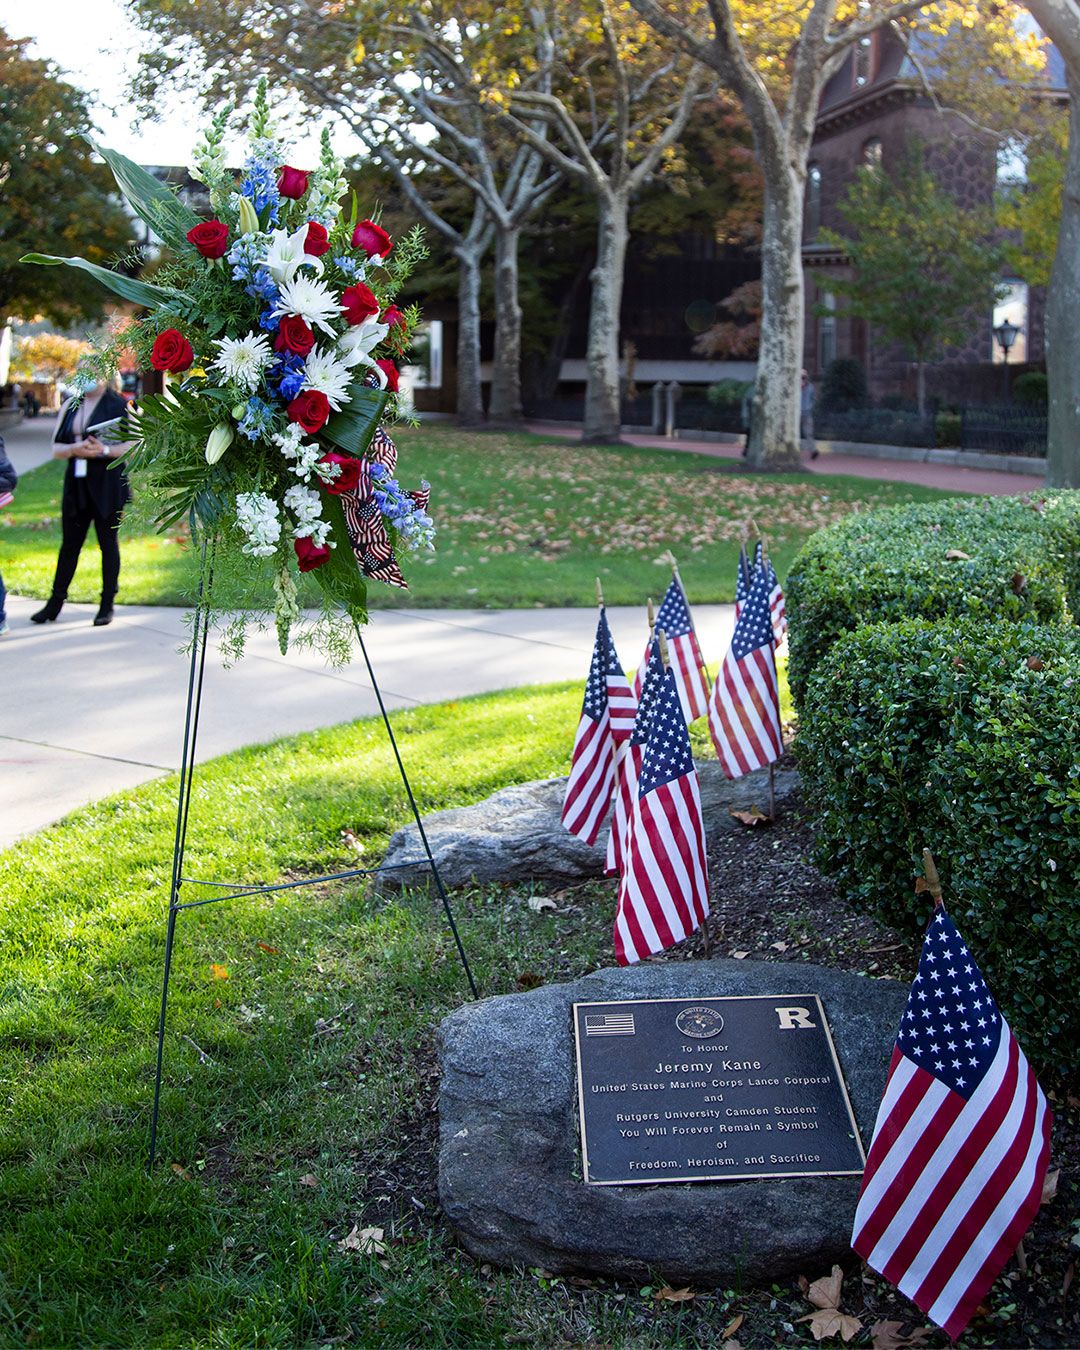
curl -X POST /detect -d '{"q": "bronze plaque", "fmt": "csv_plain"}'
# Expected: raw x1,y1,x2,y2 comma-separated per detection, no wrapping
573,995,865,1185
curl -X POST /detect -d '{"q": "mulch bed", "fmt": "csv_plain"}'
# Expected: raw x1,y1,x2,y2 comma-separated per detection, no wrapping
356,764,1079,1348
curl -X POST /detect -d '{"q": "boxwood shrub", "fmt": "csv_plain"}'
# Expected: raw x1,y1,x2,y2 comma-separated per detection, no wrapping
797,617,1080,1079
785,492,1080,709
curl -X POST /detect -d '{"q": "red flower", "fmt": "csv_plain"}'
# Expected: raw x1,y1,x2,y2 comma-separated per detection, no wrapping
287,389,331,434
274,315,315,357
277,165,310,199
150,329,194,374
341,283,379,325
381,305,406,330
319,452,366,495
376,359,400,392
304,222,330,256
351,219,393,258
186,220,229,259
294,536,331,571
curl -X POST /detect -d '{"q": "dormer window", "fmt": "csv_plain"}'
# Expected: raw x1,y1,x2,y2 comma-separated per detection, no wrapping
861,137,883,170
807,163,823,239
853,35,874,88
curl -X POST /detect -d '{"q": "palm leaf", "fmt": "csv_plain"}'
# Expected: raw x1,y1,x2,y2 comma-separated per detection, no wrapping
313,489,369,622
86,139,201,251
322,386,388,456
20,253,190,313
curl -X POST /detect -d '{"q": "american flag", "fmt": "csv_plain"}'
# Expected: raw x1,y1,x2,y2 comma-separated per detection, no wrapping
633,577,710,723
765,554,787,643
613,662,709,965
708,565,783,779
606,636,664,877
561,610,636,845
584,1011,636,1036
852,908,1051,1341
734,545,753,621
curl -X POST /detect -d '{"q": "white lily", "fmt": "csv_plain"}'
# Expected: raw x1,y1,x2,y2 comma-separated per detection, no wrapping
263,224,324,287
205,422,234,465
337,317,389,368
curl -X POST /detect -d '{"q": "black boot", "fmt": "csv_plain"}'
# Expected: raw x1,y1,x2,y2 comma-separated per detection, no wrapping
30,595,64,624
93,598,115,627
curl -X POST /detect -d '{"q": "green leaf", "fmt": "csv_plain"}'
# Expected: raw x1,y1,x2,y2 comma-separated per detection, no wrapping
20,253,190,313
85,137,200,250
322,386,389,457
312,488,368,623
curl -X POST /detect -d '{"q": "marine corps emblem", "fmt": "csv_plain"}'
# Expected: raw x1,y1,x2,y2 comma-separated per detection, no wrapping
675,1005,725,1039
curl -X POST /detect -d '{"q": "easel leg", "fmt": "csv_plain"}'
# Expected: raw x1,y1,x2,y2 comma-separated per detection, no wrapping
355,628,478,999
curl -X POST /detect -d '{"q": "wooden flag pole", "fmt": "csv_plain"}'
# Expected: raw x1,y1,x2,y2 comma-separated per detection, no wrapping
922,849,944,909
658,628,670,668
595,576,604,609
647,596,655,633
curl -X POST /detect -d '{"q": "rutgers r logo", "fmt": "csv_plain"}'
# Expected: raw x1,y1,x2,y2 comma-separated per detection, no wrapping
775,1006,817,1030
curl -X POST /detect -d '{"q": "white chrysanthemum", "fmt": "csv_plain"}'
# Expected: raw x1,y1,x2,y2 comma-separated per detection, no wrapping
337,318,389,368
211,333,274,393
235,491,281,558
301,347,352,410
263,224,324,286
273,274,344,336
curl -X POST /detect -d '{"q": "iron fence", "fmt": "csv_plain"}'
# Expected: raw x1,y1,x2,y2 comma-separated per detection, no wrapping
960,407,1048,458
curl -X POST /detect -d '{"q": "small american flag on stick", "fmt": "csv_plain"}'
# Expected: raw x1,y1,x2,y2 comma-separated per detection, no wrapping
852,900,1051,1341
634,572,710,723
606,635,664,877
708,565,783,779
734,545,753,621
613,654,709,966
752,540,787,644
561,609,636,846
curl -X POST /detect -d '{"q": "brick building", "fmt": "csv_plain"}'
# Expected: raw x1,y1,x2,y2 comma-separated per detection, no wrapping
802,29,1066,404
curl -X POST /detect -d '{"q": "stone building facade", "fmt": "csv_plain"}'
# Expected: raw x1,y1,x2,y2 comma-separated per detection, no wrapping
802,30,1064,404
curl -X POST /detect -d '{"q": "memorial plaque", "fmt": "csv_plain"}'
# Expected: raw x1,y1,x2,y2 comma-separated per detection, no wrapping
573,995,865,1185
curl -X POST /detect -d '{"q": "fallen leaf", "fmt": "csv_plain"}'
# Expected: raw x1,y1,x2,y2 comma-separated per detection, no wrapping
944,548,971,560
798,1309,863,1342
805,1265,844,1311
729,806,770,827
338,1224,385,1255
516,971,543,990
257,942,278,955
1011,572,1028,594
951,656,966,670
870,1320,932,1349
527,896,557,913
170,1163,193,1181
1041,1167,1060,1204
722,1313,745,1338
722,1342,744,1350
731,950,750,960
1026,655,1045,671
299,1173,318,1188
210,963,228,980
770,941,789,952
654,1286,695,1302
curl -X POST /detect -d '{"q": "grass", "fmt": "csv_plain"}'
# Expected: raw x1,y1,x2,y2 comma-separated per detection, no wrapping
1,426,960,609
0,676,804,1349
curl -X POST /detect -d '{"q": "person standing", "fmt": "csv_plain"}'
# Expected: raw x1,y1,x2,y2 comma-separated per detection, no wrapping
800,369,819,461
31,378,133,627
0,436,16,636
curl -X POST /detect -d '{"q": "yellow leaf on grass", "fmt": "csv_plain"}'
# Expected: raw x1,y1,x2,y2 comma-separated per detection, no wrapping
654,1286,694,1302
211,963,228,980
299,1173,318,1188
338,1224,385,1255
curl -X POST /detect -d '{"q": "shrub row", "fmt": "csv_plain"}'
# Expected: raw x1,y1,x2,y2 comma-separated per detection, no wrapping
785,492,1080,709
796,618,1080,1080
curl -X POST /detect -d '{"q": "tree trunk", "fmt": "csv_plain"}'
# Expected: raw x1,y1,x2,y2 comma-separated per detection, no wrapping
1044,62,1080,486
489,224,524,426
454,243,485,427
915,357,926,419
747,174,803,471
582,193,629,444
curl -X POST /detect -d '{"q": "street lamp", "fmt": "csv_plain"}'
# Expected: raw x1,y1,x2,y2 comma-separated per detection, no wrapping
993,317,1022,401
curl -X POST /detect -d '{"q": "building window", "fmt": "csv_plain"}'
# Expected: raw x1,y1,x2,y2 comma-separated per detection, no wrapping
992,281,1028,364
806,163,822,240
861,137,883,170
853,35,874,88
819,291,837,371
409,319,443,388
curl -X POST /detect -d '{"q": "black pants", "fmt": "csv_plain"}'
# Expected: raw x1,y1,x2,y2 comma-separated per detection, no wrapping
52,500,121,602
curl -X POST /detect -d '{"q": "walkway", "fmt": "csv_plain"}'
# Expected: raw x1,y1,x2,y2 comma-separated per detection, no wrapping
526,421,1046,497
0,596,735,849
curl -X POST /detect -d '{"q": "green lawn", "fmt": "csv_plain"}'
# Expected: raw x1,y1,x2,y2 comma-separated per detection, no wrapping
2,427,959,609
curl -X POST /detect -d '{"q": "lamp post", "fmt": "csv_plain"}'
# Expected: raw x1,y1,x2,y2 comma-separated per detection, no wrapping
993,317,1022,402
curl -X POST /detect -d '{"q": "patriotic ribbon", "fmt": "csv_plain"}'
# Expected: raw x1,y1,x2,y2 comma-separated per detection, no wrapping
338,426,430,590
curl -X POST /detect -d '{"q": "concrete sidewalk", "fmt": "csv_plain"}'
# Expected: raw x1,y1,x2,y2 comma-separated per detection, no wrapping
0,595,735,849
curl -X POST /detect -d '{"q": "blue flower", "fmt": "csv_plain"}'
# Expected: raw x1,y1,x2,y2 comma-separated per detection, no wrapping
269,352,306,402
333,254,359,278
238,396,275,442
259,308,281,332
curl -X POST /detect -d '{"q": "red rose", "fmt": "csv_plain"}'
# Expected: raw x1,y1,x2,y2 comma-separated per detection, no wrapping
294,536,331,572
319,452,366,495
351,219,393,258
287,389,331,434
381,305,406,330
274,315,315,357
341,283,379,325
150,328,194,373
186,219,229,259
376,359,400,392
277,165,310,199
304,222,330,256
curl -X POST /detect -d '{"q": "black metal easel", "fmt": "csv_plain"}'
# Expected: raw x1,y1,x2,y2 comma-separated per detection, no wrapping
147,595,478,1172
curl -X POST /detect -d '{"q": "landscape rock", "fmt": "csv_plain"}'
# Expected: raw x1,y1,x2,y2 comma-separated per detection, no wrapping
438,960,906,1285
376,762,799,893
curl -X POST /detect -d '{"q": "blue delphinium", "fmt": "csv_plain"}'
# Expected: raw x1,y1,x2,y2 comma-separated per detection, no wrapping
270,353,306,402
333,254,360,279
368,463,436,551
238,396,276,442
259,308,281,333
241,140,281,225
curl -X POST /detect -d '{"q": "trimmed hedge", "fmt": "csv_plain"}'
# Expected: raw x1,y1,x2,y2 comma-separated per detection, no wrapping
797,618,1080,1079
785,493,1080,709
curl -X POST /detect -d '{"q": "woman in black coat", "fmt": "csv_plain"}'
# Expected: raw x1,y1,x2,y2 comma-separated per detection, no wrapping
32,379,133,627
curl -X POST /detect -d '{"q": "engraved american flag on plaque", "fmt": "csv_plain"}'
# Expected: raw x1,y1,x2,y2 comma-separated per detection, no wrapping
583,1013,636,1036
